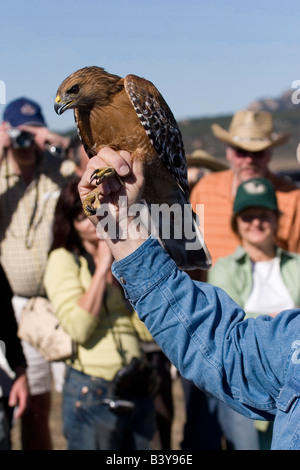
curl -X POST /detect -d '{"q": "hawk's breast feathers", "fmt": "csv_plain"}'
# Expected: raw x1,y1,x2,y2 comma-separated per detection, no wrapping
54,66,211,270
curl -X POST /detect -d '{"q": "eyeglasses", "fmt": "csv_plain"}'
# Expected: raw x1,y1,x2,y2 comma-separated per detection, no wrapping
231,146,267,159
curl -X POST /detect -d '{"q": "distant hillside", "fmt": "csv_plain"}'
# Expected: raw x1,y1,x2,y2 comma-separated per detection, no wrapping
178,103,300,170
178,88,300,169
247,88,297,113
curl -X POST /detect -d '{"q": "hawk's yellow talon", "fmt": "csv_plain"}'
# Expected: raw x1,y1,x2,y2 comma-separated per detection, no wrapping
82,188,101,216
82,167,119,216
90,167,117,185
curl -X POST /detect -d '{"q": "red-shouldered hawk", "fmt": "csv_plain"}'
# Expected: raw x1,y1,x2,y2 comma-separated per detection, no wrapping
54,66,211,270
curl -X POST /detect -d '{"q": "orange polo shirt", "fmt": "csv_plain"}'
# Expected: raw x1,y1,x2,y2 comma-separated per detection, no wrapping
191,169,300,265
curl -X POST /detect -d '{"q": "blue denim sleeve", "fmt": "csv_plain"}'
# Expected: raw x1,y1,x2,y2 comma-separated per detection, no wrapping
112,237,300,421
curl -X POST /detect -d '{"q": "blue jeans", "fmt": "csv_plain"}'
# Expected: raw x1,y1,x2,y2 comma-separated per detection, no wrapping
62,367,156,450
217,401,260,450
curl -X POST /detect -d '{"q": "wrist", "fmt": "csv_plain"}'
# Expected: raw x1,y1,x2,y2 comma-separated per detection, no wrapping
104,227,148,261
95,203,150,242
94,263,111,277
94,198,150,261
14,365,27,379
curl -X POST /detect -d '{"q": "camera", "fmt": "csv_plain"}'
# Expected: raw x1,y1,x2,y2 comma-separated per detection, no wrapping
8,128,35,149
111,357,159,399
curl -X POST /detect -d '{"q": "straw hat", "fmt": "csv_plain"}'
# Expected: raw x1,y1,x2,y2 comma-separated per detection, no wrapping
186,149,229,171
211,110,290,152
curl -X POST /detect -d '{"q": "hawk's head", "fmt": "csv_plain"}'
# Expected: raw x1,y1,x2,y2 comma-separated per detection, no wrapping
54,66,123,115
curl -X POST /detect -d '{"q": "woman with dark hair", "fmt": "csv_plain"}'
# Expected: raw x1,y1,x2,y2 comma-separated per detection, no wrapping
44,178,156,450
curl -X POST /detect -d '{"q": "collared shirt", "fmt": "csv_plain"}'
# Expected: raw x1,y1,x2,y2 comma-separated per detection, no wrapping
208,246,300,312
112,237,300,449
190,169,300,264
0,153,71,297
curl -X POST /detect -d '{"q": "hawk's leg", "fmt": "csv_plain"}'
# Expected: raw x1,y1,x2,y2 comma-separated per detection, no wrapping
82,167,118,216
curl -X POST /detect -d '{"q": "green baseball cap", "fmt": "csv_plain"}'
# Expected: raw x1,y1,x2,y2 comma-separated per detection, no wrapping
233,178,278,214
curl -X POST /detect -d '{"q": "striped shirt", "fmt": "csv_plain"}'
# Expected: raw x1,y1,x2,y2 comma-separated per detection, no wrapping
0,153,72,297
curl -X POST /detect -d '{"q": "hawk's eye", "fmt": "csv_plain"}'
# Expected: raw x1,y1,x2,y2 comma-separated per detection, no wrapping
67,85,80,94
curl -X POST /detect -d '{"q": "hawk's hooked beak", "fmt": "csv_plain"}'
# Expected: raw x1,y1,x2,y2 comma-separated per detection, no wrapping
54,95,74,115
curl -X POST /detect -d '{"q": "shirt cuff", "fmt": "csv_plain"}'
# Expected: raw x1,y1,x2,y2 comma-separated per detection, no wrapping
112,236,176,302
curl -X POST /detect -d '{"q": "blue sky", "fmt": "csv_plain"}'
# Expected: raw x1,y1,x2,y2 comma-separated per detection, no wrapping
0,0,299,132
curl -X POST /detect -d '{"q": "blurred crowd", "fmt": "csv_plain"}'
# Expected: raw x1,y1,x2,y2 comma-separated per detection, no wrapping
1,96,299,451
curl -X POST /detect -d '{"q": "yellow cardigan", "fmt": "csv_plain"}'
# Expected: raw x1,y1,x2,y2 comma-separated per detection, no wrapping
44,248,152,380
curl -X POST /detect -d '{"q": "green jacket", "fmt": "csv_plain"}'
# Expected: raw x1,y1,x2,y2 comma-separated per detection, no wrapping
208,246,300,317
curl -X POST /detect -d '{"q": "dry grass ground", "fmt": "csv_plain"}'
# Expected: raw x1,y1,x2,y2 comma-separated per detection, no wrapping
11,375,186,451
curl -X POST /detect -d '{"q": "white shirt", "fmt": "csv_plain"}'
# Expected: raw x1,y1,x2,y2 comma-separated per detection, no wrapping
244,257,295,315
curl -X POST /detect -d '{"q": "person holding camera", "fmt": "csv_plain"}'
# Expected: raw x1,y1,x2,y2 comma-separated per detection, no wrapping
0,97,73,449
43,178,157,450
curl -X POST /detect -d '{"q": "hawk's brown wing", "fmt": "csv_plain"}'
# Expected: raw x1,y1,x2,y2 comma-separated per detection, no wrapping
124,74,189,197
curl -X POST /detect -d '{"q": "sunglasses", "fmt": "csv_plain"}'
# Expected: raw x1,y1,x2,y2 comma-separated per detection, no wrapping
239,212,274,223
231,146,267,159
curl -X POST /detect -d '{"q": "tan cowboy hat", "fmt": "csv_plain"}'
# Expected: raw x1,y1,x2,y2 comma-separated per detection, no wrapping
186,149,229,171
211,110,290,152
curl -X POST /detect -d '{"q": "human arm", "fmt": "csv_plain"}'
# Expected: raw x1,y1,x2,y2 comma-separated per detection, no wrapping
8,366,29,418
78,148,148,261
77,148,300,419
0,265,29,417
111,236,300,420
76,239,112,318
19,125,70,153
0,121,69,155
